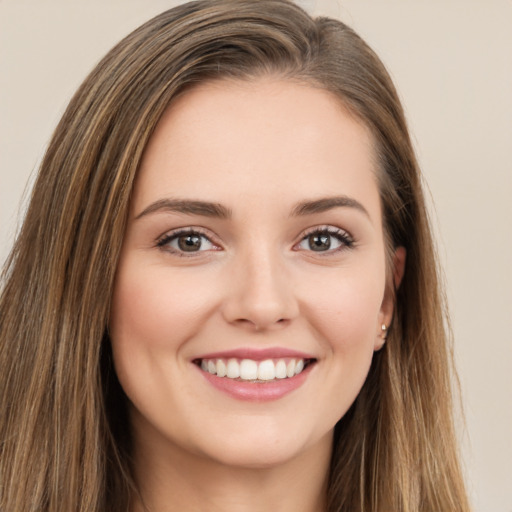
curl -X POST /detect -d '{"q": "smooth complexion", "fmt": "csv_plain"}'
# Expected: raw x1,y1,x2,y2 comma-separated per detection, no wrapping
110,79,404,512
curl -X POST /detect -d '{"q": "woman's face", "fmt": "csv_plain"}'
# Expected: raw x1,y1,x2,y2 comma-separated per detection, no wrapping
110,79,399,469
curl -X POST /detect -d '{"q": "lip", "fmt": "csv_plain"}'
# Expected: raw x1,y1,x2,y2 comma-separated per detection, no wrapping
193,347,316,361
195,363,314,402
192,348,317,402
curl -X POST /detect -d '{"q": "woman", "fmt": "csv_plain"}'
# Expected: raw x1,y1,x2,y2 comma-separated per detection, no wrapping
0,1,470,510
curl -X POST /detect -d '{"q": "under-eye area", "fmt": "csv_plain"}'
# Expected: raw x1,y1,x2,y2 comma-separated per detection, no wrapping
194,357,318,382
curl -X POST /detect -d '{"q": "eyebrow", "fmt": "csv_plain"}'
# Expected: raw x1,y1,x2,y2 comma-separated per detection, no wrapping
135,195,369,221
291,196,370,218
135,198,232,220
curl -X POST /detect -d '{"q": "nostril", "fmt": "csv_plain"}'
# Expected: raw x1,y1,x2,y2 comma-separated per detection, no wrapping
251,318,291,331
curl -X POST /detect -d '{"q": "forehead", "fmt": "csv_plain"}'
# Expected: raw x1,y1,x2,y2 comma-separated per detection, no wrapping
134,78,380,220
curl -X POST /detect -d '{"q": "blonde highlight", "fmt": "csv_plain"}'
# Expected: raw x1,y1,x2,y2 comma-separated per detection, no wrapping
0,1,470,510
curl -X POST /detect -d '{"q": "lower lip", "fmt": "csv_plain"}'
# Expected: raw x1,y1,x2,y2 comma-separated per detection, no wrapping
196,364,314,402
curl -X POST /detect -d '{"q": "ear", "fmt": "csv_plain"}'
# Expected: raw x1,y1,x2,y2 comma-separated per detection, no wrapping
375,246,406,351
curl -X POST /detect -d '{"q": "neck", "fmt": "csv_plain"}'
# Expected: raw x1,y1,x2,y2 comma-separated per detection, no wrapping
130,417,332,512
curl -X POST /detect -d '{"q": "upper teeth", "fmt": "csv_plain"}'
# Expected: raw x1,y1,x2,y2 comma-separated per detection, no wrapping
200,358,306,381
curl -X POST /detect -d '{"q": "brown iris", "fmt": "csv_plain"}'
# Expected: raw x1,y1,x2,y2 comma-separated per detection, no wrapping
308,233,331,251
178,234,203,251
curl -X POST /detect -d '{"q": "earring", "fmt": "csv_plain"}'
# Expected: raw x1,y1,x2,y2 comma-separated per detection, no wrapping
381,323,388,340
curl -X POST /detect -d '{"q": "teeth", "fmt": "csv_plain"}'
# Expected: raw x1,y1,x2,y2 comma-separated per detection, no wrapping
226,359,240,379
286,359,295,378
216,359,227,377
258,359,276,381
240,359,258,380
199,357,310,381
275,360,287,379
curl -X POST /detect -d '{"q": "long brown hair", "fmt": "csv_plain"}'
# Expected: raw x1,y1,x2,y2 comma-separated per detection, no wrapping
0,1,470,510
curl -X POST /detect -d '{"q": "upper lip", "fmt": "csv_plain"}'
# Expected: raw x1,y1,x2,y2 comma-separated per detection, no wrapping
193,347,317,361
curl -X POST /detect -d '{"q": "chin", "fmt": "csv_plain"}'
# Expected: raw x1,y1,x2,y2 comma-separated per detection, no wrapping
199,441,311,470
190,421,334,471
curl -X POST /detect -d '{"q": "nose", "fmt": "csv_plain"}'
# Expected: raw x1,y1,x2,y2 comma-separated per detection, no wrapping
221,245,299,331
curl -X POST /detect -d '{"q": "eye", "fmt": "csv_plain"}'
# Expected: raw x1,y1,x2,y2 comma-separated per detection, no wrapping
157,229,218,255
296,227,354,253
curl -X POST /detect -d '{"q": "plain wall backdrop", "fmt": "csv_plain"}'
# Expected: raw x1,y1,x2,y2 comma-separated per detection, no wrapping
1,1,511,510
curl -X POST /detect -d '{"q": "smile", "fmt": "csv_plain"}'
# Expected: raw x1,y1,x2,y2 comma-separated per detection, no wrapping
193,349,317,401
196,357,315,382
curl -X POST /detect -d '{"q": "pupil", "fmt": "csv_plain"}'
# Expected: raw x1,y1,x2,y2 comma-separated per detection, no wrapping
178,235,202,251
309,233,330,251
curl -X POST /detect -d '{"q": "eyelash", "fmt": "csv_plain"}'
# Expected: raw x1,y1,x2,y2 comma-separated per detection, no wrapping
156,228,219,257
156,226,355,257
296,226,355,254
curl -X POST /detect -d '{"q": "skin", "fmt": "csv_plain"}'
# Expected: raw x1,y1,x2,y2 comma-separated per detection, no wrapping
110,78,405,512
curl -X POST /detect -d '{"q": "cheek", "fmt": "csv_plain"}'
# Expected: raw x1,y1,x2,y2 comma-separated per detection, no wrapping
299,267,385,424
108,260,223,417
302,265,385,352
110,262,216,352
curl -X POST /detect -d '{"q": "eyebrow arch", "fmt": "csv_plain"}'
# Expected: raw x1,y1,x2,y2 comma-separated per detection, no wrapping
291,196,370,218
135,198,232,220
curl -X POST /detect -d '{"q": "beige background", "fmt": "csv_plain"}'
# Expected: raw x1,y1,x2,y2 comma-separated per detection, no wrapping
1,1,511,510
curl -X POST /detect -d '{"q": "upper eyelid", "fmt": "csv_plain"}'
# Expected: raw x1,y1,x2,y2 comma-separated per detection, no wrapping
157,226,217,243
298,225,353,240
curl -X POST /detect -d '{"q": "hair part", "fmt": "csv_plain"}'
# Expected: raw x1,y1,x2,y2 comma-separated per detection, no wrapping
0,1,469,511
